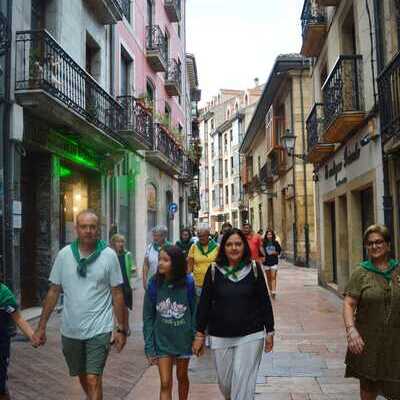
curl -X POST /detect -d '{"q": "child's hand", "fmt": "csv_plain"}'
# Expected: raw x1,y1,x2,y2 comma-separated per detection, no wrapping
147,356,158,366
192,336,205,357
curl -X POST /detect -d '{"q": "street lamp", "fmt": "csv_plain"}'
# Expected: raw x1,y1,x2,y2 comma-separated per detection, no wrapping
281,129,307,160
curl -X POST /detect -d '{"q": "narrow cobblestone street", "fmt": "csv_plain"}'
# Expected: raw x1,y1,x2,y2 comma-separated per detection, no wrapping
8,262,365,399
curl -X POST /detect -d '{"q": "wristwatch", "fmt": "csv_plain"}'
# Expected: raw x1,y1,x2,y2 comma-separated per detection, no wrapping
116,327,128,336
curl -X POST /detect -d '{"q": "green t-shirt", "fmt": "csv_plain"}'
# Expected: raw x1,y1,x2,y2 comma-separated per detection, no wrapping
0,283,18,341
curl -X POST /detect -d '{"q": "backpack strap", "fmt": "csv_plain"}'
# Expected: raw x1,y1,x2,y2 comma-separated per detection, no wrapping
147,278,158,305
252,260,258,279
211,262,217,283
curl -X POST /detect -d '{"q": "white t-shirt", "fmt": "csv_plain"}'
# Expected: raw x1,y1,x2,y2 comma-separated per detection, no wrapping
49,245,123,340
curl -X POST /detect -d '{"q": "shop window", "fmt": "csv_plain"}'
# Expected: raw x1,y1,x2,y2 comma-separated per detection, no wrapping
147,183,157,232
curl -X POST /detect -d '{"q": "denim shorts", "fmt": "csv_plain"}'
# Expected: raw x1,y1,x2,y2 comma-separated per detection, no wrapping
0,339,10,395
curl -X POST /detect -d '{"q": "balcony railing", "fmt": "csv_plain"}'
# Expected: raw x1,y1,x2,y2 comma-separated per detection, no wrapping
153,123,184,171
301,0,326,57
165,59,182,97
146,25,167,72
119,0,131,21
84,0,128,24
0,10,10,56
117,96,154,149
306,103,335,162
378,52,400,142
15,30,122,136
259,161,274,188
164,0,181,22
322,55,364,142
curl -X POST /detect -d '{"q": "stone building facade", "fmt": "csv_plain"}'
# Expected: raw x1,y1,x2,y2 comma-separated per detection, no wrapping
240,55,317,267
198,86,262,233
301,0,385,293
4,0,199,308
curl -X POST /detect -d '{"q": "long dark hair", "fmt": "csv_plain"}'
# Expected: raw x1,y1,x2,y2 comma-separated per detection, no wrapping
263,229,276,246
215,228,252,266
156,245,187,287
179,227,192,242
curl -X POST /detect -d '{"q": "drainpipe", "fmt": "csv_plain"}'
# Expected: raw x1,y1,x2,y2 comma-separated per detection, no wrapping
299,67,310,268
3,0,13,289
372,0,394,245
290,76,298,264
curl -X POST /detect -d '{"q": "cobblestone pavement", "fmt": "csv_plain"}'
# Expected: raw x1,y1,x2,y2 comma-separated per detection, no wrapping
8,263,368,399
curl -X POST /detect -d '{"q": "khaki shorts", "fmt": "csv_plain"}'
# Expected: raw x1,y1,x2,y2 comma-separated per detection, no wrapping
62,332,111,376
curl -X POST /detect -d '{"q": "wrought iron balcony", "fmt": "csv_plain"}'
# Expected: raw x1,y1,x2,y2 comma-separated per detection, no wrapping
179,155,197,183
301,0,326,57
84,0,129,24
164,0,181,23
259,162,274,189
165,59,182,97
146,123,184,176
306,103,335,163
117,96,154,150
146,25,168,72
15,30,123,150
0,10,10,57
322,55,365,143
378,52,400,143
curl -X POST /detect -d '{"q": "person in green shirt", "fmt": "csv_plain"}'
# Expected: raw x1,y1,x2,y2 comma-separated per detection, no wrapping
143,245,196,400
110,234,134,335
0,280,38,399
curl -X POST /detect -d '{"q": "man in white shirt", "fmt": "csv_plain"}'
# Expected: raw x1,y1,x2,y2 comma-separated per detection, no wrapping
34,209,127,400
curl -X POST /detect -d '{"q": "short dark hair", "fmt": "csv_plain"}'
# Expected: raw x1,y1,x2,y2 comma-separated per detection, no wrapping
180,227,192,240
156,245,187,287
216,228,252,266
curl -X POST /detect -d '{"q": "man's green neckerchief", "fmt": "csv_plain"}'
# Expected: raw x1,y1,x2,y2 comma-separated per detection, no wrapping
360,259,399,283
222,260,247,280
196,239,218,257
71,239,107,278
176,239,193,253
152,240,172,252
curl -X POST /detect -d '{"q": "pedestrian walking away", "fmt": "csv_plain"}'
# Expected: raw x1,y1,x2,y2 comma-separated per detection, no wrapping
176,227,194,258
143,245,196,400
110,233,134,335
33,209,127,400
143,225,171,290
193,228,275,400
262,229,282,299
343,224,400,400
243,223,263,263
187,223,219,299
0,280,38,400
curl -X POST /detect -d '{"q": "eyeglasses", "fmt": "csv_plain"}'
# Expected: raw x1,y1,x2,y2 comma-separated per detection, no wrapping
366,239,386,248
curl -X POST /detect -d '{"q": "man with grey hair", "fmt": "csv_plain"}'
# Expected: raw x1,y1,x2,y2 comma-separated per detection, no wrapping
34,209,127,400
142,225,171,289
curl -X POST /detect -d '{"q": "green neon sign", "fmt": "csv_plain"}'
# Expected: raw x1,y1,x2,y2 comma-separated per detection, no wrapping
59,165,72,178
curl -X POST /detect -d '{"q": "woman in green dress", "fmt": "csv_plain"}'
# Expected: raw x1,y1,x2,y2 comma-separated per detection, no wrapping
343,224,400,400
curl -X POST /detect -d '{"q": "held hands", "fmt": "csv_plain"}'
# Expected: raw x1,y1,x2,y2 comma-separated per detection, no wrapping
346,326,365,355
192,332,205,357
32,326,47,347
265,335,274,353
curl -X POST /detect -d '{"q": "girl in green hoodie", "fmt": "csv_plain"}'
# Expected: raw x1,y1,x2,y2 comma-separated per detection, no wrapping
143,245,196,400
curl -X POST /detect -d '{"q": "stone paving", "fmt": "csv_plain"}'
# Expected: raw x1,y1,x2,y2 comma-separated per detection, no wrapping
8,262,368,399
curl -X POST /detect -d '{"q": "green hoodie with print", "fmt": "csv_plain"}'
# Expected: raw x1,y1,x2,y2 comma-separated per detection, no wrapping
143,275,196,357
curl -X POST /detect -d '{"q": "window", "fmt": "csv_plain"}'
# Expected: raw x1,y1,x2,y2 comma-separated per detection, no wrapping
164,103,171,128
86,32,101,82
147,184,157,232
212,166,215,182
212,190,216,208
211,119,215,130
230,129,233,142
218,159,223,180
177,21,181,38
219,184,223,207
211,141,215,159
258,204,263,231
231,183,235,200
147,0,153,26
120,47,133,96
224,134,228,153
146,79,155,112
230,156,234,174
225,186,229,204
224,159,228,178
204,120,209,136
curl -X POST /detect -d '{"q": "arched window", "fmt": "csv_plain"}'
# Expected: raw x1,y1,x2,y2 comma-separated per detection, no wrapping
147,183,157,232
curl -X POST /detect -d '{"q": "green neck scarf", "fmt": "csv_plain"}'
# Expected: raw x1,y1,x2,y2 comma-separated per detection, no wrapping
71,239,107,278
196,239,218,257
222,260,247,280
360,259,399,282
176,239,193,252
153,240,171,252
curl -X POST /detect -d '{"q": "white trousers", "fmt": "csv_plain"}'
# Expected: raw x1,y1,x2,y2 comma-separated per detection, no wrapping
214,338,264,400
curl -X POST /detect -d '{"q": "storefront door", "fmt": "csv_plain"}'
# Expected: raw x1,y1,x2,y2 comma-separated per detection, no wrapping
330,202,338,284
